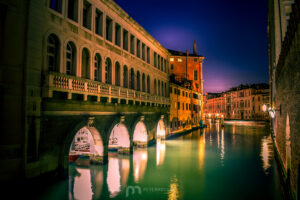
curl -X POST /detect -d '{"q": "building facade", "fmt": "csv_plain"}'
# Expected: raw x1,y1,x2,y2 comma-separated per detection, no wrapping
268,0,300,197
169,83,202,132
0,0,171,182
203,84,269,121
168,42,204,131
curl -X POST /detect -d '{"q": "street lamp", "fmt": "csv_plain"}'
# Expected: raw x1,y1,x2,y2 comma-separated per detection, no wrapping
262,104,280,119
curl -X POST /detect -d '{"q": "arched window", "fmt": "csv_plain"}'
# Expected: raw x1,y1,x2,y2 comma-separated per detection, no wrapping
115,62,120,86
165,82,167,97
66,41,76,75
147,75,150,93
158,80,161,96
161,81,164,96
105,58,112,84
123,65,128,88
142,73,145,92
137,71,141,91
130,68,135,89
154,79,157,95
47,34,60,72
81,48,90,79
94,53,102,81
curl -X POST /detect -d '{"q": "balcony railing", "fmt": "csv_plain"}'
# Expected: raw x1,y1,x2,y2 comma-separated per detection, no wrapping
44,72,170,105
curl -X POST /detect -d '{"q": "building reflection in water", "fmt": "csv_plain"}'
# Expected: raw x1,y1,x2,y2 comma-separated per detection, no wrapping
69,165,93,200
217,123,220,149
107,156,130,198
168,175,179,200
156,139,166,166
90,165,103,199
198,131,205,172
220,128,225,166
133,148,148,182
260,135,273,174
232,124,236,145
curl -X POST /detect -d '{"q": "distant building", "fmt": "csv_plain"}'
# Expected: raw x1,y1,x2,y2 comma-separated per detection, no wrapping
203,84,269,121
168,41,204,131
268,0,300,197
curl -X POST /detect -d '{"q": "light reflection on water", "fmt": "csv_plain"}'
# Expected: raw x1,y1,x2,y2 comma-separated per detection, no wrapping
42,123,282,200
260,135,273,174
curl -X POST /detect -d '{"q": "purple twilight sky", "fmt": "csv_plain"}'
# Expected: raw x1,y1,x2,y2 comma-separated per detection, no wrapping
114,0,269,93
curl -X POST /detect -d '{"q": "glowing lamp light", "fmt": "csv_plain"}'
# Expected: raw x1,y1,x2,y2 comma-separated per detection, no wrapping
208,113,211,117
221,115,224,118
268,108,275,119
216,113,219,117
262,104,267,112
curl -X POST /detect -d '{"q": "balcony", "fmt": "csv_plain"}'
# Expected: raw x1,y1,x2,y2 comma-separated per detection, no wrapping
43,72,170,106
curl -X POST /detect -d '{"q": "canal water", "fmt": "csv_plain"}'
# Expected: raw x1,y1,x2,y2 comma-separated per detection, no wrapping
40,122,284,200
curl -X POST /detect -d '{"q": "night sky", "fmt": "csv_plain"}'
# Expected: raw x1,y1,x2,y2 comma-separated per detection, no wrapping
114,0,269,93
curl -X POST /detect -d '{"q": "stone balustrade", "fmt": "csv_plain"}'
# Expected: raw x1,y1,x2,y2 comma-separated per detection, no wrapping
45,72,170,105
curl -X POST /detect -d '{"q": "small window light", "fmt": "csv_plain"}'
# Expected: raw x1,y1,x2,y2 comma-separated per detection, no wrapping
170,58,174,62
178,58,182,62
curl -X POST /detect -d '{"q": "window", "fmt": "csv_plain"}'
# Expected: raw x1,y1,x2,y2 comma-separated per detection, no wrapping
105,58,112,84
258,96,260,101
170,58,174,62
158,80,160,96
194,58,197,62
123,29,128,51
154,52,157,67
164,59,167,72
154,79,157,95
182,91,184,96
94,53,102,81
82,0,91,30
81,48,90,79
194,70,198,80
136,39,141,58
147,47,150,64
106,17,113,42
47,34,60,72
147,75,150,93
95,9,103,36
178,58,182,62
130,68,135,89
186,103,188,110
68,0,78,22
161,57,163,71
137,71,141,91
142,73,146,92
113,23,121,47
171,64,174,70
50,0,62,13
177,102,180,110
115,62,120,86
123,65,128,88
158,55,161,70
142,43,145,61
66,41,76,75
130,35,135,54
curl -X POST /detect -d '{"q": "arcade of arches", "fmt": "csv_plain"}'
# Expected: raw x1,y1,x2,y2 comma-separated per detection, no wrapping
68,119,166,165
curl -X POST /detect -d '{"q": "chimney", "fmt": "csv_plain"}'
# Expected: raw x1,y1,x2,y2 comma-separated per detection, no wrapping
193,40,197,55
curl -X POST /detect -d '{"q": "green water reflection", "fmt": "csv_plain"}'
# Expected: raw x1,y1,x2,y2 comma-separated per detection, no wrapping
42,122,283,200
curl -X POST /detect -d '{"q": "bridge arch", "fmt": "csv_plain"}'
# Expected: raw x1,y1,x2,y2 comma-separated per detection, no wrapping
133,121,148,147
156,118,166,139
108,123,130,153
69,126,104,157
